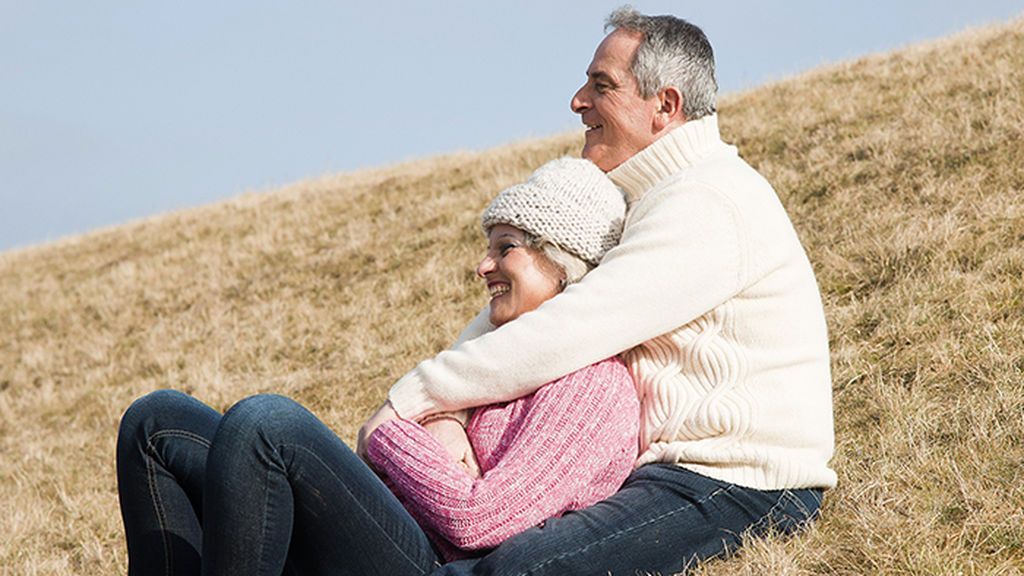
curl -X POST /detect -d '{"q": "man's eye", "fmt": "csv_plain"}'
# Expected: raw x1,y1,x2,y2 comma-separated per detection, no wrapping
595,83,611,93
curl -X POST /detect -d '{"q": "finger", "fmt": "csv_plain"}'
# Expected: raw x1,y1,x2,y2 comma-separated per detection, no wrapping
463,452,481,479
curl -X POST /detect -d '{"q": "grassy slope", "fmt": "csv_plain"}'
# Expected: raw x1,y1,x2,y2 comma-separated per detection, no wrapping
1,18,1022,575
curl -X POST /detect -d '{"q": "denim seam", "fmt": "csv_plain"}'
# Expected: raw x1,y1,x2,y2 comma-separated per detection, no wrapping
144,429,212,576
747,490,793,535
144,449,172,576
281,441,433,575
809,488,824,506
258,464,273,576
786,490,812,520
522,484,736,576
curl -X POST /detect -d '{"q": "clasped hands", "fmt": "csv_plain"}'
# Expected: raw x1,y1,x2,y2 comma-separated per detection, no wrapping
356,400,480,478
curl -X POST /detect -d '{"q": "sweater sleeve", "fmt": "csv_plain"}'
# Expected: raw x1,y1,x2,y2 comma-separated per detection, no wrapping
389,182,746,419
367,359,638,551
419,307,493,426
451,306,494,347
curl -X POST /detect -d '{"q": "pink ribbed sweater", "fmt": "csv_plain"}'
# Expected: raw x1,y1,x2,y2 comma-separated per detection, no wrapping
366,357,638,560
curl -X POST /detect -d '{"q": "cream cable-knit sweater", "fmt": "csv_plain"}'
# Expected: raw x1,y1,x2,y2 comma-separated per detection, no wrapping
389,115,836,491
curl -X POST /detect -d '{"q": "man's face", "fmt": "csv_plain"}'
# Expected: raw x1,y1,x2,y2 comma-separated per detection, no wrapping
571,29,660,172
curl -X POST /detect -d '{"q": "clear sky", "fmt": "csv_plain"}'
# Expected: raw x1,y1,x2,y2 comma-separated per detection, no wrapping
2,1,1022,252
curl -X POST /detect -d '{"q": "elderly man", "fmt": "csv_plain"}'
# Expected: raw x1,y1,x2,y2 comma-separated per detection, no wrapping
361,7,836,575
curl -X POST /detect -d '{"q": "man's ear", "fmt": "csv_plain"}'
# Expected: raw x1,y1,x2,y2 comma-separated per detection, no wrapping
653,86,686,131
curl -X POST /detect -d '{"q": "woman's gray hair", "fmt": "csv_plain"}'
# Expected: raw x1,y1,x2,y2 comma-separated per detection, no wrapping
522,232,593,287
605,5,717,120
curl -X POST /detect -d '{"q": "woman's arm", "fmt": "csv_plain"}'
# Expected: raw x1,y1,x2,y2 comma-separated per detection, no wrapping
367,358,638,551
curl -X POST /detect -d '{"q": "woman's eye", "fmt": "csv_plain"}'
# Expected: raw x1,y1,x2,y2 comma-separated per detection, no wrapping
499,243,517,255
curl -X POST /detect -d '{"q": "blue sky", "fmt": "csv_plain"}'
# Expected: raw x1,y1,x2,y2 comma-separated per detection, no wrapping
2,1,1022,252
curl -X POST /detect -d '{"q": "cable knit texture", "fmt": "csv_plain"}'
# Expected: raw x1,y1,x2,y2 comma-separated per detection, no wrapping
368,357,638,561
389,115,836,491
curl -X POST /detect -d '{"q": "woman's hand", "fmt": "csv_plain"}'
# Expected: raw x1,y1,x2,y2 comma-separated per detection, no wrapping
423,417,480,478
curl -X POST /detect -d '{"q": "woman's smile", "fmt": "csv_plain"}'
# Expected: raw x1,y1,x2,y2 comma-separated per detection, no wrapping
477,224,563,327
487,282,511,298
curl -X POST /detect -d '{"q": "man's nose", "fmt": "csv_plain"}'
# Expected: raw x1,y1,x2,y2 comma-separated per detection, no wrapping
571,85,589,113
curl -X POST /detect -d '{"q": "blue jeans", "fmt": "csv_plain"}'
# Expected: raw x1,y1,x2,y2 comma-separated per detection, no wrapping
116,390,441,575
117,390,822,575
435,465,822,575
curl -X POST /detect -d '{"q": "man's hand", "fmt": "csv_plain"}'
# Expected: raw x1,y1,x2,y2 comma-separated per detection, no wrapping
356,400,399,461
423,417,480,478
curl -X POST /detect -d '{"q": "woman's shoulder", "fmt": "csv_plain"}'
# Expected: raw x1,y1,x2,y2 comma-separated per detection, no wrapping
580,355,629,374
545,356,633,393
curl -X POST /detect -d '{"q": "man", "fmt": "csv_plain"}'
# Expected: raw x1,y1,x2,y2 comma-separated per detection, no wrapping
360,7,836,574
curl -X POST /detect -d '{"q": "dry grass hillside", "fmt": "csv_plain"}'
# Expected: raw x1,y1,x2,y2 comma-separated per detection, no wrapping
2,18,1022,575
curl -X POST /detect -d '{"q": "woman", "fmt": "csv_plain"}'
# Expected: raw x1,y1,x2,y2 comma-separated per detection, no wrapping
116,158,635,575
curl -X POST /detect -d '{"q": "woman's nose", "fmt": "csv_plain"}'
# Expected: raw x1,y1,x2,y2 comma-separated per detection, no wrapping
476,255,496,279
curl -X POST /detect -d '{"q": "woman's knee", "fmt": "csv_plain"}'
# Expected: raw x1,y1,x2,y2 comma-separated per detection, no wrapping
115,389,220,472
118,389,193,439
217,394,311,442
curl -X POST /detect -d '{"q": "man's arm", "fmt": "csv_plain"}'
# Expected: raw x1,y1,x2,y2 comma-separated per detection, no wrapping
451,306,494,347
356,308,493,460
388,183,747,421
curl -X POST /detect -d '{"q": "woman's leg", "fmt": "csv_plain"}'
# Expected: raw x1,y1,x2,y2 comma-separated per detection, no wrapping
116,389,222,576
201,394,441,576
435,464,822,576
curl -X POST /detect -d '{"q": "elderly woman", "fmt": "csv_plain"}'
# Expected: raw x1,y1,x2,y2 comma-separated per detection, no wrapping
116,158,635,575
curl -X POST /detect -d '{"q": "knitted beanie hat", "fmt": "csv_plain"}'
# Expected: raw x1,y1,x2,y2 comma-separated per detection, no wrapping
481,158,626,266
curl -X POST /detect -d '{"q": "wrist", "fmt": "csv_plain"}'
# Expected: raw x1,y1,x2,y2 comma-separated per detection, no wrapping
419,413,464,427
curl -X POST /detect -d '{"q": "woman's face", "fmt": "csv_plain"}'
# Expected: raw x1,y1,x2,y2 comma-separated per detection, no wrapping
476,224,563,327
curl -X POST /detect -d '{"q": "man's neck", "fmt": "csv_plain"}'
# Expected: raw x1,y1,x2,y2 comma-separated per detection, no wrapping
608,115,723,203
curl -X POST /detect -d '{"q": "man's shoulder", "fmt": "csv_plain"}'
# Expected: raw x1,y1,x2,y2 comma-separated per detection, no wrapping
689,147,772,193
637,154,772,211
644,147,778,211
630,148,799,256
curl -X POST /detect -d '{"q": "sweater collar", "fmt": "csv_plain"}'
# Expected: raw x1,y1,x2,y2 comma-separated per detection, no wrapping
607,114,723,203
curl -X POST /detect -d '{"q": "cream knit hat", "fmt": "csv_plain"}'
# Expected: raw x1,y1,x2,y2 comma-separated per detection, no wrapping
480,158,626,266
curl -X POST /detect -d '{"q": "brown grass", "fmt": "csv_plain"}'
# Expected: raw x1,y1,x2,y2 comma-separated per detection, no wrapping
2,17,1022,575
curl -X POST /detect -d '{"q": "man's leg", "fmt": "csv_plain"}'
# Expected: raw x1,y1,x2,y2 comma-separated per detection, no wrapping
436,464,822,576
201,394,441,576
116,389,222,576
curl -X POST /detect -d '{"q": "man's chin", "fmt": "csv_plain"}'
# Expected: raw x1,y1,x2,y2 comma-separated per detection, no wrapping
581,145,604,170
582,149,617,173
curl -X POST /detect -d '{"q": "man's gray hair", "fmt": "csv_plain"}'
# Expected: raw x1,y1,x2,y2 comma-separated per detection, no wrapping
605,5,717,120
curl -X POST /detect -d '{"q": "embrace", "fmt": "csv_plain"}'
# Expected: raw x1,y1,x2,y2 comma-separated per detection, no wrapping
116,7,836,575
